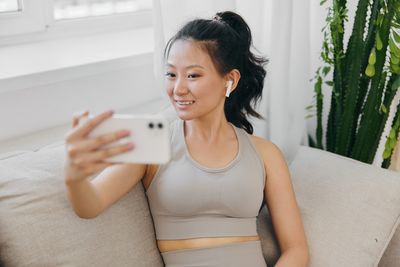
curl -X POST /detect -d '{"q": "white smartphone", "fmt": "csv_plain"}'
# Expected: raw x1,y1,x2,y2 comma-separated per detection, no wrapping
80,113,171,164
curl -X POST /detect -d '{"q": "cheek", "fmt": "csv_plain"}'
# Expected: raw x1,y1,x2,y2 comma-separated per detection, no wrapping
165,81,174,96
164,78,222,98
196,80,221,97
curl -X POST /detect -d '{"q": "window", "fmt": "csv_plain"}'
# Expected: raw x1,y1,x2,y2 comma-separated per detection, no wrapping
0,0,152,43
0,1,47,38
0,0,21,13
53,0,152,20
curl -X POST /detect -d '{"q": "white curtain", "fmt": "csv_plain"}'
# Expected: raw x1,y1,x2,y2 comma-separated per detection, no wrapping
152,0,323,162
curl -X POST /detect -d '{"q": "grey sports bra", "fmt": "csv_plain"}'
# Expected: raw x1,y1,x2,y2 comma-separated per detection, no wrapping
145,119,266,240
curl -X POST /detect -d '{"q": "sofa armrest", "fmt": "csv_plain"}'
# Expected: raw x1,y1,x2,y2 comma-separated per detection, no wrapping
257,145,400,267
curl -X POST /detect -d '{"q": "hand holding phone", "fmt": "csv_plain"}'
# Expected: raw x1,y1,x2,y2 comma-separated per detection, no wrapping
64,110,130,185
80,113,171,164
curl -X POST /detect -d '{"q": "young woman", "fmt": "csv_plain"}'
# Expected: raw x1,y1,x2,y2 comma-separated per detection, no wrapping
64,11,309,267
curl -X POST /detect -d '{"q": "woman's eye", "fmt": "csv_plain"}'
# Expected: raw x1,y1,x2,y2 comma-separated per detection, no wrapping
188,74,199,79
165,72,175,78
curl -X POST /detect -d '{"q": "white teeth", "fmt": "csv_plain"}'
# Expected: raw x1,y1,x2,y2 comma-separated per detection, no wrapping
177,101,194,105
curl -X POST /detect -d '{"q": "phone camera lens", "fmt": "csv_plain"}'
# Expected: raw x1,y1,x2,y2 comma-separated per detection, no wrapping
158,123,163,129
148,122,154,129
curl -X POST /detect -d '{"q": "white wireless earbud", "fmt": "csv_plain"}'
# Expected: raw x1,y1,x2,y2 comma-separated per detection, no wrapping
225,80,233,97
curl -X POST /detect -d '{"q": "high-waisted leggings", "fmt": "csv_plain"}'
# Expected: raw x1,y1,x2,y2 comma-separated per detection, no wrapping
160,240,268,267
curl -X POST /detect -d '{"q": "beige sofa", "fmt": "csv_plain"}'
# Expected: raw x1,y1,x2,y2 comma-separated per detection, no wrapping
0,142,399,267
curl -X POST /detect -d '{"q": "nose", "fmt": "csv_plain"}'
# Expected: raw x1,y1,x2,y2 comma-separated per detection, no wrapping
173,78,189,96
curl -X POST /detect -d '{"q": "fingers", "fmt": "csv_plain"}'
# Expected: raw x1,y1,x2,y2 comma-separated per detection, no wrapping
66,110,114,142
67,129,132,156
64,109,124,183
72,110,89,128
70,142,134,166
65,141,132,182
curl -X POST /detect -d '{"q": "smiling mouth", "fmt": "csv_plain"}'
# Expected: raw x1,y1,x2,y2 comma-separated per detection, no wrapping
175,100,195,105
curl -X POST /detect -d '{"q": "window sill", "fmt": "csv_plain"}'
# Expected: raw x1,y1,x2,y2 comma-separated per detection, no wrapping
0,26,154,93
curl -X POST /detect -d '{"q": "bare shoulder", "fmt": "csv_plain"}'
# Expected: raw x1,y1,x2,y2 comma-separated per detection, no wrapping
248,134,290,184
248,134,284,162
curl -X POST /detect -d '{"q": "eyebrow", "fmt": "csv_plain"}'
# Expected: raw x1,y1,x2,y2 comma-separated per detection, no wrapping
166,63,205,69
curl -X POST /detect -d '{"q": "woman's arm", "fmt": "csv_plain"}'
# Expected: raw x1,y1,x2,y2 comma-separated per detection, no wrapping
274,247,309,267
252,136,309,266
65,163,147,219
64,110,148,219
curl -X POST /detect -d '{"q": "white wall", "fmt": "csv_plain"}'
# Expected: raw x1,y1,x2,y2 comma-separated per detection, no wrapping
0,24,171,155
0,51,173,155
0,58,160,140
0,59,160,139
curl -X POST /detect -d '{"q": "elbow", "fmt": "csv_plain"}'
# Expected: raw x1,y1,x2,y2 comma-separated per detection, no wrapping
293,238,310,266
295,243,310,266
76,213,98,219
66,197,104,219
280,246,310,267
299,246,310,267
72,208,101,219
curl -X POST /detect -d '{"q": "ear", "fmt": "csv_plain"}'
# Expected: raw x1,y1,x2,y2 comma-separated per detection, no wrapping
224,69,241,93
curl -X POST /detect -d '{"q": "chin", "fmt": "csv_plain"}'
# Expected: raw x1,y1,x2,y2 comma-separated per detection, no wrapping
171,105,192,121
175,112,193,121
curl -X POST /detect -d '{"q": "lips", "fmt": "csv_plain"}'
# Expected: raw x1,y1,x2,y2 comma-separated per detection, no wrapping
175,100,195,105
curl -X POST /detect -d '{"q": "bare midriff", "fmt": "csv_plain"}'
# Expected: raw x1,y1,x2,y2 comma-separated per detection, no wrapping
157,235,260,253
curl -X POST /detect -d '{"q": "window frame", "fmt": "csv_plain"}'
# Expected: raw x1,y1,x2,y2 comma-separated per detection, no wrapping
0,0,153,46
0,0,47,37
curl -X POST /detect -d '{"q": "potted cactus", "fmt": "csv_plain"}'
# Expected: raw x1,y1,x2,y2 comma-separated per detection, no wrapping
308,0,400,168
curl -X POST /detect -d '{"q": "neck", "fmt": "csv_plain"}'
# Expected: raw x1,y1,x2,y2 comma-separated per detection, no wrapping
183,114,234,144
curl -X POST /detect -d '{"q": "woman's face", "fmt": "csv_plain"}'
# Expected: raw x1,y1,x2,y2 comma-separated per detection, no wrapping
165,39,227,121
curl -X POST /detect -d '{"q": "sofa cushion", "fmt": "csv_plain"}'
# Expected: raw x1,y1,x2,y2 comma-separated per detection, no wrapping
0,144,163,267
256,146,400,267
378,225,400,267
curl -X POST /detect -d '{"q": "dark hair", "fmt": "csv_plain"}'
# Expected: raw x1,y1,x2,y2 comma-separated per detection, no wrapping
164,11,268,135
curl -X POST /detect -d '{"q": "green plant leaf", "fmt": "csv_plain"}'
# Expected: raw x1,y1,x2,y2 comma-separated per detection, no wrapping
305,114,314,119
392,64,400,74
390,137,397,149
392,54,400,65
393,30,400,43
314,75,322,93
392,76,400,91
320,0,328,6
322,66,331,76
390,129,396,139
385,140,391,149
366,64,376,77
325,81,334,86
368,48,377,64
383,148,392,159
389,37,400,56
377,13,384,26
377,31,383,50
305,105,314,110
381,104,388,114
